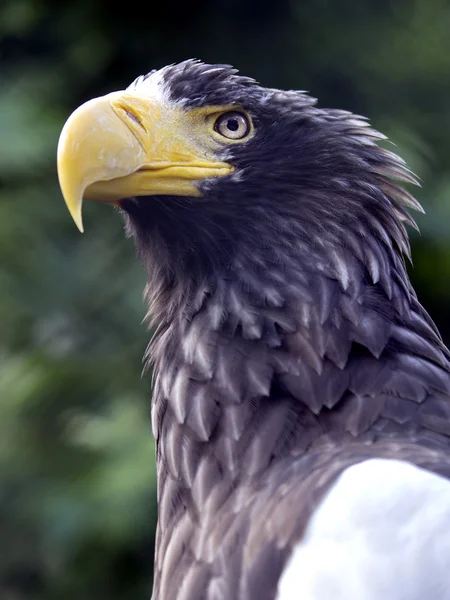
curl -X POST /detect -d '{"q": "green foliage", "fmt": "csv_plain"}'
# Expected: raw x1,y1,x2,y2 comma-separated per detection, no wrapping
0,0,449,597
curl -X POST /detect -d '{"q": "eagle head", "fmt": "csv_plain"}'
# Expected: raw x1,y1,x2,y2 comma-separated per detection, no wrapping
58,60,423,327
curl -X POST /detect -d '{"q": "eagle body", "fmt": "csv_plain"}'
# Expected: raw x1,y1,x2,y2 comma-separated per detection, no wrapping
57,61,450,599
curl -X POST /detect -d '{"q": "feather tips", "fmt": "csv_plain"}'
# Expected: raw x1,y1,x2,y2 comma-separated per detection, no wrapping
122,61,450,600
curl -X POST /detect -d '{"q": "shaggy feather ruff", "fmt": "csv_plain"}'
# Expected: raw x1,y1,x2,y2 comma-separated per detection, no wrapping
120,61,450,600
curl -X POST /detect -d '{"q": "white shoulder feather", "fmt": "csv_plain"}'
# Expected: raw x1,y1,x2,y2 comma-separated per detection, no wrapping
277,458,450,600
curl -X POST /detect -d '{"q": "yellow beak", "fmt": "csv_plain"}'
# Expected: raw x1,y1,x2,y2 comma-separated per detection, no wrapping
57,92,233,232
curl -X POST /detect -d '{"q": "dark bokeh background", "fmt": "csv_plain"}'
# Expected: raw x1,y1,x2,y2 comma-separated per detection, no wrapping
1,0,449,598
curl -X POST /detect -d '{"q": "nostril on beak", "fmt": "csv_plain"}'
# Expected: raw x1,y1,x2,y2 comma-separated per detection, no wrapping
112,98,147,133
124,108,146,131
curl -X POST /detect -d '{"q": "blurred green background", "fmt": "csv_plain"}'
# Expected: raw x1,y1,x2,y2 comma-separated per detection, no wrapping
0,0,449,598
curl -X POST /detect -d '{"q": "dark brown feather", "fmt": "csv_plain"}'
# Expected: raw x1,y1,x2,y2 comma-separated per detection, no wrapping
118,61,450,600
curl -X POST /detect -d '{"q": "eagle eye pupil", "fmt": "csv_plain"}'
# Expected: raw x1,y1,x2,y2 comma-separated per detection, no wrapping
214,111,251,140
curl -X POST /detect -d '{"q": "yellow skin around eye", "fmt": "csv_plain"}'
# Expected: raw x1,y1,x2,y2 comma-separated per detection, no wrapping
184,105,255,146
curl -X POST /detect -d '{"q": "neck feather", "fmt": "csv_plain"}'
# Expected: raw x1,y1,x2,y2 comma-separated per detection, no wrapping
122,189,449,511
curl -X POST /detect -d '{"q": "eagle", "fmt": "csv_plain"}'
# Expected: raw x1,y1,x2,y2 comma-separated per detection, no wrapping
57,60,450,600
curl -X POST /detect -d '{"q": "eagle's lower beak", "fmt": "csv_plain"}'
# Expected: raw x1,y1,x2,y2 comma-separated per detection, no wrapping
57,92,233,232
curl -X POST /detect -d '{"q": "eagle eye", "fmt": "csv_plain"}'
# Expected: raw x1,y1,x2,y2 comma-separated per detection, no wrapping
214,111,251,140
